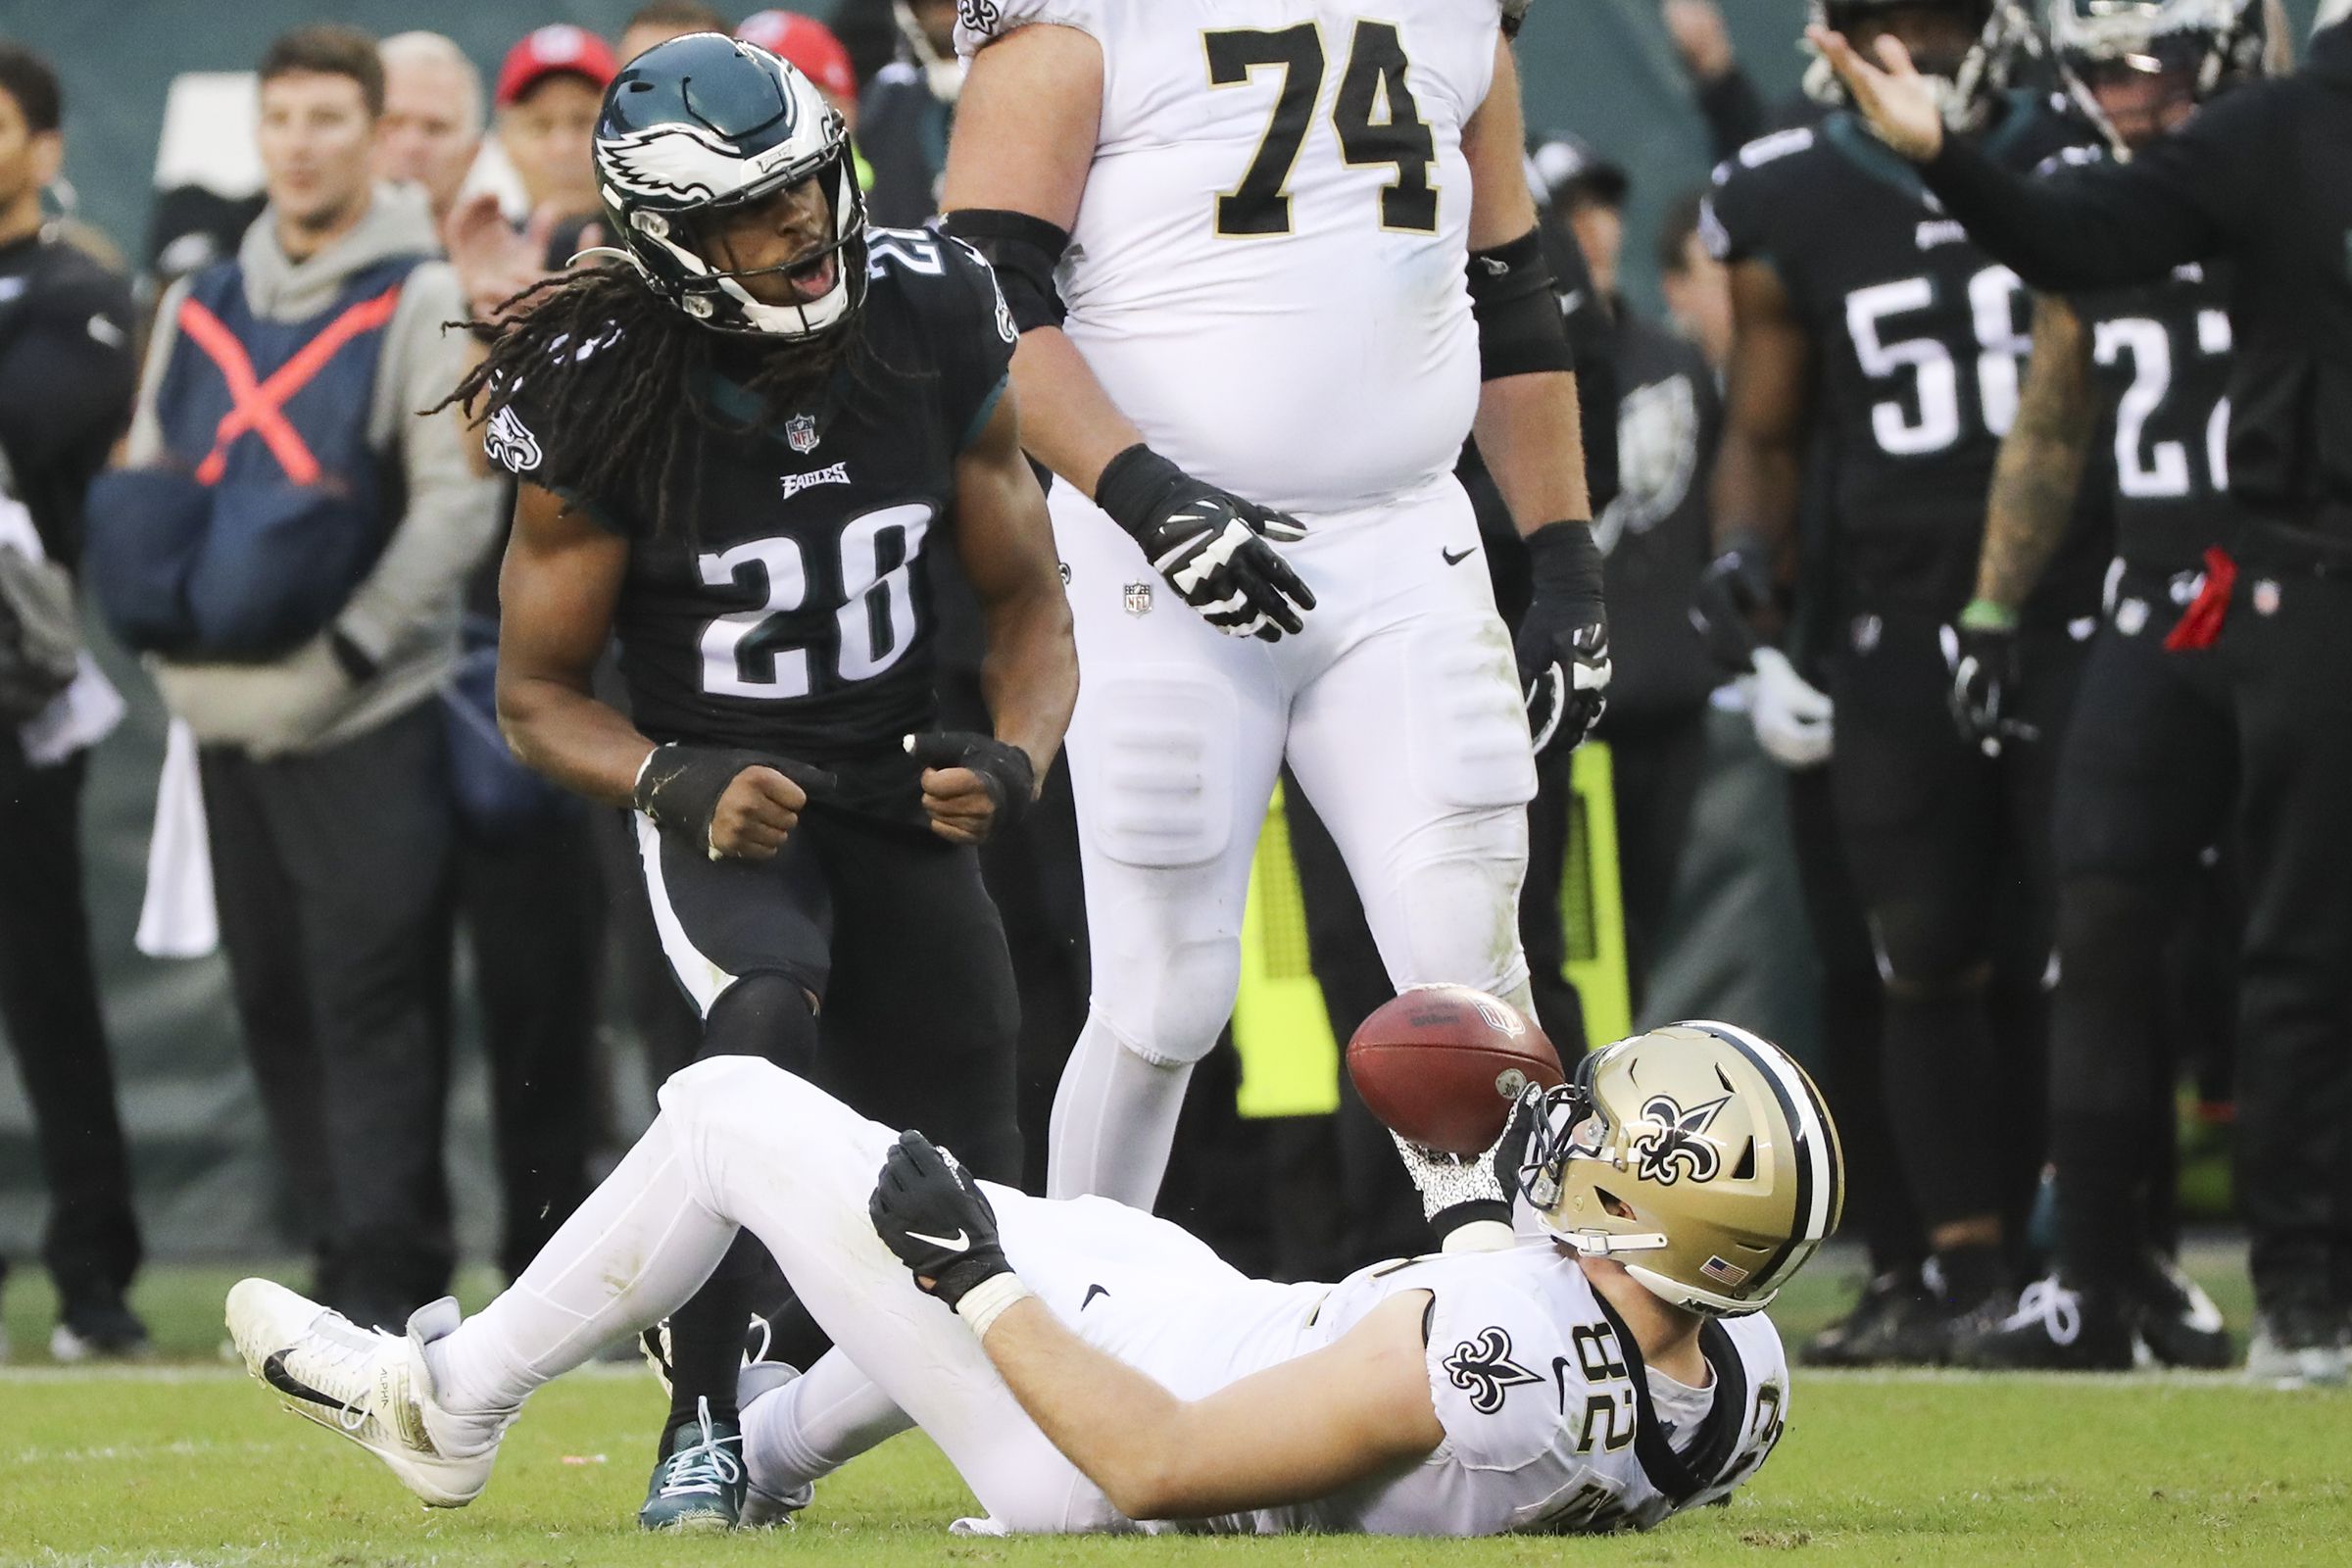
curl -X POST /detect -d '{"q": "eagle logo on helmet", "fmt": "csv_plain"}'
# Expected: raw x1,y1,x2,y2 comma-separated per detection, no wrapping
600,122,766,203
1632,1092,1731,1187
1442,1327,1543,1414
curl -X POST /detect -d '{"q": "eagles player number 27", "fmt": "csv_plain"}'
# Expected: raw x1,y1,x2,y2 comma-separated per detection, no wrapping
1205,21,1439,238
1843,266,2027,457
698,504,933,698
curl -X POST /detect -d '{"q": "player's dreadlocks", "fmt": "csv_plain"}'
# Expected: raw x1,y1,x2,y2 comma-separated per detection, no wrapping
440,263,880,538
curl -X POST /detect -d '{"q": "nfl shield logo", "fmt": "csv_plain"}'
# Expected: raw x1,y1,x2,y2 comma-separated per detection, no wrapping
1123,581,1153,615
786,413,818,455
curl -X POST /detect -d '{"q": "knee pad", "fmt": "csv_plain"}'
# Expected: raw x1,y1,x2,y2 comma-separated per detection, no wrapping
703,970,821,1073
1377,846,1534,1003
1078,671,1239,868
1095,933,1242,1067
1868,901,1991,999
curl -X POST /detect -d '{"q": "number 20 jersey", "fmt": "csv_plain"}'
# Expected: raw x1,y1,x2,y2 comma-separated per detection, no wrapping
956,0,1513,517
1703,99,2107,617
492,232,1014,793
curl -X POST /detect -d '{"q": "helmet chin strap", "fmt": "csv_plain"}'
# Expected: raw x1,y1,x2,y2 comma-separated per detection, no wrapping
1559,1227,1673,1256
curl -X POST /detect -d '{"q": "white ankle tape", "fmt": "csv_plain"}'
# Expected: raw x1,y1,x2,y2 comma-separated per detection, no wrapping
955,1274,1033,1338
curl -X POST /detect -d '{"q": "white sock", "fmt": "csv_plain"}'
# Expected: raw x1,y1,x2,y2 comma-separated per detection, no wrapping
744,1348,913,1493
424,1112,734,1418
1046,1012,1193,1206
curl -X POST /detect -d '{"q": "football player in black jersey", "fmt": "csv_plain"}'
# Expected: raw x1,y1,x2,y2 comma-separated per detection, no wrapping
1695,0,2099,1361
450,35,1076,1530
1939,0,2272,1373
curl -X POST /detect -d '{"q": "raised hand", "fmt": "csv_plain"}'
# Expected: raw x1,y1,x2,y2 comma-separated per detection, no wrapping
1805,24,1946,162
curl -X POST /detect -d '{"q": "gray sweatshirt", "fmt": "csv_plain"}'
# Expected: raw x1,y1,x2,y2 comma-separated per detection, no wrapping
128,182,502,758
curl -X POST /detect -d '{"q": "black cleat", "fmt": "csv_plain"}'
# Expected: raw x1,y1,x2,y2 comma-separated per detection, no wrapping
2132,1253,2232,1370
1952,1277,2140,1371
1801,1266,1944,1367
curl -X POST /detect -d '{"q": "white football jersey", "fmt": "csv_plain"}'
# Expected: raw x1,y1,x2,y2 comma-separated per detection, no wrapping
956,0,1511,515
1017,1212,1791,1538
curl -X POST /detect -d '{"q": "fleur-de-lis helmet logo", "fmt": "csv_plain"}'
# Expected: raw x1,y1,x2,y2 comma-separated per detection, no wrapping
1632,1092,1731,1186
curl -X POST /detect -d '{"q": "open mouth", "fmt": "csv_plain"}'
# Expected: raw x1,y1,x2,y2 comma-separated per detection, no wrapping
782,249,838,304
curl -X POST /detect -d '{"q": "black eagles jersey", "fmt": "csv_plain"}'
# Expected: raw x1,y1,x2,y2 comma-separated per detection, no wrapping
1703,97,2107,618
2074,259,2237,578
490,229,1017,819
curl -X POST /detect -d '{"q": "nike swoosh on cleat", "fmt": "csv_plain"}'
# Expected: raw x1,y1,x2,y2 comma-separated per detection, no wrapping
1442,546,1476,566
263,1351,354,1414
1081,1284,1111,1310
905,1229,969,1252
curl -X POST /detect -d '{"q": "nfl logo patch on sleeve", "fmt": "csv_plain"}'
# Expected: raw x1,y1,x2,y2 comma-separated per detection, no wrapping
1123,581,1153,615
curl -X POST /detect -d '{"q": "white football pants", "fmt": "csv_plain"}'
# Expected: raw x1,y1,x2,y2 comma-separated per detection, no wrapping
427,1055,1249,1534
1048,473,1539,1203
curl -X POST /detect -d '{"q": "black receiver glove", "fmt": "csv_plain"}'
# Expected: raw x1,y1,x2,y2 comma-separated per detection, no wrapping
1942,612,2033,756
1690,530,1775,673
1093,443,1315,641
905,730,1037,835
632,743,837,852
1516,521,1611,758
868,1131,1011,1308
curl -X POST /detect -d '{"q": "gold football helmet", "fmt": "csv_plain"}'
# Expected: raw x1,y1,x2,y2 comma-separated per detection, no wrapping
1519,1022,1844,1315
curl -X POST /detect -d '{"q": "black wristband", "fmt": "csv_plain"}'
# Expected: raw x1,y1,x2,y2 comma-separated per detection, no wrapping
1091,443,1186,541
906,731,1037,832
1524,519,1604,607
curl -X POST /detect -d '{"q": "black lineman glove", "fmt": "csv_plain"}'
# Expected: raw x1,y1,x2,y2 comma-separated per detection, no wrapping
1516,521,1611,758
1941,611,2034,756
868,1130,1011,1308
905,729,1037,836
1093,443,1315,641
631,743,837,850
1690,531,1775,673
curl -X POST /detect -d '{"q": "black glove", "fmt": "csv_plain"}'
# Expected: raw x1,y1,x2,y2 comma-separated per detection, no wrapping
632,744,838,848
905,730,1037,834
1093,443,1315,641
1516,521,1611,758
868,1130,1011,1308
1690,531,1775,673
1942,610,2033,756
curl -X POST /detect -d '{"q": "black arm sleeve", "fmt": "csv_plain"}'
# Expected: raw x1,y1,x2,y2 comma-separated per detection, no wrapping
1918,92,2260,291
1695,68,1768,165
1547,234,1619,517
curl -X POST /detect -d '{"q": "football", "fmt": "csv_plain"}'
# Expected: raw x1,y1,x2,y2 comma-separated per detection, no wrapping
1346,985,1565,1155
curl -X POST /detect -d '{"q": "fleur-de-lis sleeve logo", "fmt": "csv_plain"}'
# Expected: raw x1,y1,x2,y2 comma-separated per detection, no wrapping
1443,1326,1544,1414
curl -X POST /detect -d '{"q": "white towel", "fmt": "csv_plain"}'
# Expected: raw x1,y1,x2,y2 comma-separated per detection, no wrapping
136,717,219,959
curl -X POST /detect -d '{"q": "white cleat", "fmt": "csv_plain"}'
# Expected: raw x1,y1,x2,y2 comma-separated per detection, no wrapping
737,1360,815,1529
224,1279,510,1507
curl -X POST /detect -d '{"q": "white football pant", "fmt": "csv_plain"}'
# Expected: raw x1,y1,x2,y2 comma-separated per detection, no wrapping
1048,473,1539,1205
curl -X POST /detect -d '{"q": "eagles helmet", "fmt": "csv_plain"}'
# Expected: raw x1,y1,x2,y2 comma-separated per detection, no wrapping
593,32,867,338
1517,1022,1844,1316
1805,0,2040,131
2047,0,2271,152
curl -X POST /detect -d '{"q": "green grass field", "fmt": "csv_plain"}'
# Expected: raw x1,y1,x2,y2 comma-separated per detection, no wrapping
4,1254,2350,1567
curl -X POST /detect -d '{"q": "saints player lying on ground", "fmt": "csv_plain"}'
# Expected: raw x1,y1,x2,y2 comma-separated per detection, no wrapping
227,1018,1840,1537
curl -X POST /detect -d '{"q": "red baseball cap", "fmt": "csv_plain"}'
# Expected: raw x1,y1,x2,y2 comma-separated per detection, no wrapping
736,11,858,102
495,24,620,109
